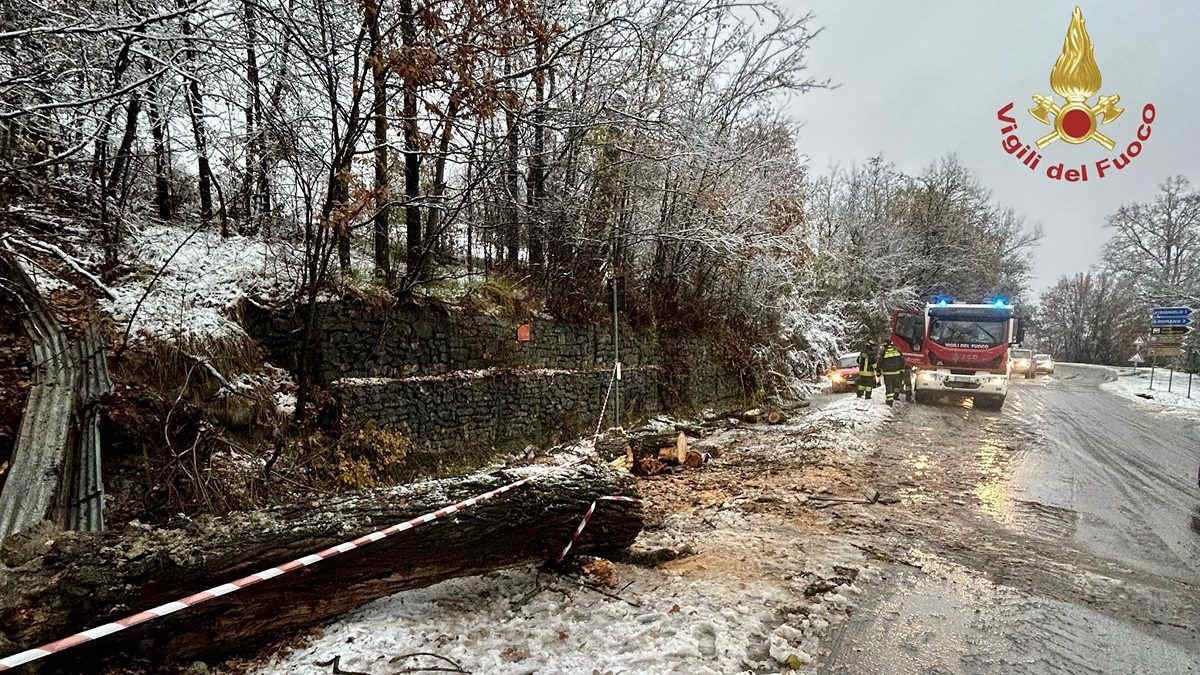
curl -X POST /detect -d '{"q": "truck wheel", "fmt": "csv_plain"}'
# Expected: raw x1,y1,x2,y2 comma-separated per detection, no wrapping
1025,371,1034,379
914,389,928,404
977,395,1005,410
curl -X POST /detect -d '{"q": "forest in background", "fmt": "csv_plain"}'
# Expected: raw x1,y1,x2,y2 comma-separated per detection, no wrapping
0,0,1047,517
1033,176,1200,367
1,0,1042,389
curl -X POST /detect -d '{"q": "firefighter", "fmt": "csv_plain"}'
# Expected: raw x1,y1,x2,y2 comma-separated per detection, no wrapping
856,347,878,399
879,341,906,406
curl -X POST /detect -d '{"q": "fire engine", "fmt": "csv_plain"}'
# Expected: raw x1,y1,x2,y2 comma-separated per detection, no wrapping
891,299,1024,410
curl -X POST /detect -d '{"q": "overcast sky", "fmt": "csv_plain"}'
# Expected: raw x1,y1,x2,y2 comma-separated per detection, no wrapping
781,0,1199,295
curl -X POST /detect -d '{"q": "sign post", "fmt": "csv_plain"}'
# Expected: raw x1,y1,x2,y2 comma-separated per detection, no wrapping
1190,349,1196,399
1149,308,1193,390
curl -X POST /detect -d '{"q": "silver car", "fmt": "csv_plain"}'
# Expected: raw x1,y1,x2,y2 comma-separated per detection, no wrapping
1010,348,1034,379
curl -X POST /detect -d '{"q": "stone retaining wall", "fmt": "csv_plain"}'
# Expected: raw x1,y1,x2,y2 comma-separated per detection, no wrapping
332,368,661,454
242,299,745,455
242,300,658,382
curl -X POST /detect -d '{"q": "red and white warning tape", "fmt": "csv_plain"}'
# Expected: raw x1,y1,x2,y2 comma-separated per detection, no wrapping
0,474,541,671
556,495,642,563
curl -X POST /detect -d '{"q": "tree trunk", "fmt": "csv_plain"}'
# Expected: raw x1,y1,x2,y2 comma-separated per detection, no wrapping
143,61,172,220
503,61,520,266
527,35,547,273
400,0,422,282
179,0,216,232
106,93,141,206
0,466,642,671
243,0,266,233
422,97,458,263
366,0,390,284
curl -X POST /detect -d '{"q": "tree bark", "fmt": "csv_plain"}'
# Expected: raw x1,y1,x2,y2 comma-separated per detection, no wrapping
243,0,267,233
0,465,642,671
527,33,547,273
422,97,458,262
365,0,390,283
143,60,172,220
502,60,520,266
106,93,140,207
179,0,216,232
400,0,422,282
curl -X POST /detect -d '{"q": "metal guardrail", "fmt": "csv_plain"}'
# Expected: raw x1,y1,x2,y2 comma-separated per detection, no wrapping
0,253,109,540
68,327,110,532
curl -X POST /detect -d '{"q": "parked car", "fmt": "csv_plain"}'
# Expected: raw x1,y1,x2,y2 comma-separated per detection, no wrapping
1034,353,1054,374
1010,348,1035,379
830,352,860,393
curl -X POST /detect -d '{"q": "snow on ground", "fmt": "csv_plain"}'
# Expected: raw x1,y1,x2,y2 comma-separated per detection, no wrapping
1099,365,1200,418
792,393,895,459
102,224,295,343
256,514,875,675
255,395,885,675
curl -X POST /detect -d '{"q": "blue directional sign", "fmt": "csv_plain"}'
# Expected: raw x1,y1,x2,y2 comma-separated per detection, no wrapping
1151,306,1192,318
1151,317,1192,326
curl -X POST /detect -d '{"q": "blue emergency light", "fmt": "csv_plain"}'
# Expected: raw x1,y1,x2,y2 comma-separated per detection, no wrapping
934,296,952,305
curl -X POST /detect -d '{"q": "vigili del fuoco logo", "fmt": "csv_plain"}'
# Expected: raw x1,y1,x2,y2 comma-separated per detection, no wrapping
996,7,1156,182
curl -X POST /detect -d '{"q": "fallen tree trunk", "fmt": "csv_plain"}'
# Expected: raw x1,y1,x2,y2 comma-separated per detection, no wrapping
0,464,641,672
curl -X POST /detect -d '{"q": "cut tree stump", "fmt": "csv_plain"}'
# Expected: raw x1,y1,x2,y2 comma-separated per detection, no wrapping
629,429,677,475
0,464,641,672
656,432,689,465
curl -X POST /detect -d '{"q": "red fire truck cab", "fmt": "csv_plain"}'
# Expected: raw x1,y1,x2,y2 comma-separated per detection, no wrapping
891,301,1024,410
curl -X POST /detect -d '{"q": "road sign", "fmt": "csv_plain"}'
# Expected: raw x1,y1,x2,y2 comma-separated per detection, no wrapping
1151,325,1191,335
1151,335,1186,346
1151,306,1192,318
1151,317,1192,327
1130,353,1144,364
1133,337,1145,346
1151,345,1182,357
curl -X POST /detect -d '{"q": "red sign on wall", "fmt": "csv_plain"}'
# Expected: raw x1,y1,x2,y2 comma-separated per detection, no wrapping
516,323,532,342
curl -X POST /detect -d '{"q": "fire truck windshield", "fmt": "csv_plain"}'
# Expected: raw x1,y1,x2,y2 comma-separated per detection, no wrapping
928,318,1005,348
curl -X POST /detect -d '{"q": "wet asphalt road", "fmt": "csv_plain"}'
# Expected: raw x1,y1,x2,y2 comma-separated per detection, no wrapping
822,365,1200,674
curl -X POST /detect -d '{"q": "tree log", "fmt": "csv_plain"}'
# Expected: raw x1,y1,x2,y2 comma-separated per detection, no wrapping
656,433,688,465
0,464,641,671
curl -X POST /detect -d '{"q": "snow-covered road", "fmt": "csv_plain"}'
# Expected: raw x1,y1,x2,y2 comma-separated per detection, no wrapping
253,396,895,675
253,365,1200,674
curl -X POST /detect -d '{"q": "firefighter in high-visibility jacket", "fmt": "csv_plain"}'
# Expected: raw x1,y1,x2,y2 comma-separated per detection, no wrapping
879,343,906,406
855,349,877,399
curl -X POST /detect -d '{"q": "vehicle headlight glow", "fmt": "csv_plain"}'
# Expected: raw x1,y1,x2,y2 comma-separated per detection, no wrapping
831,371,843,382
